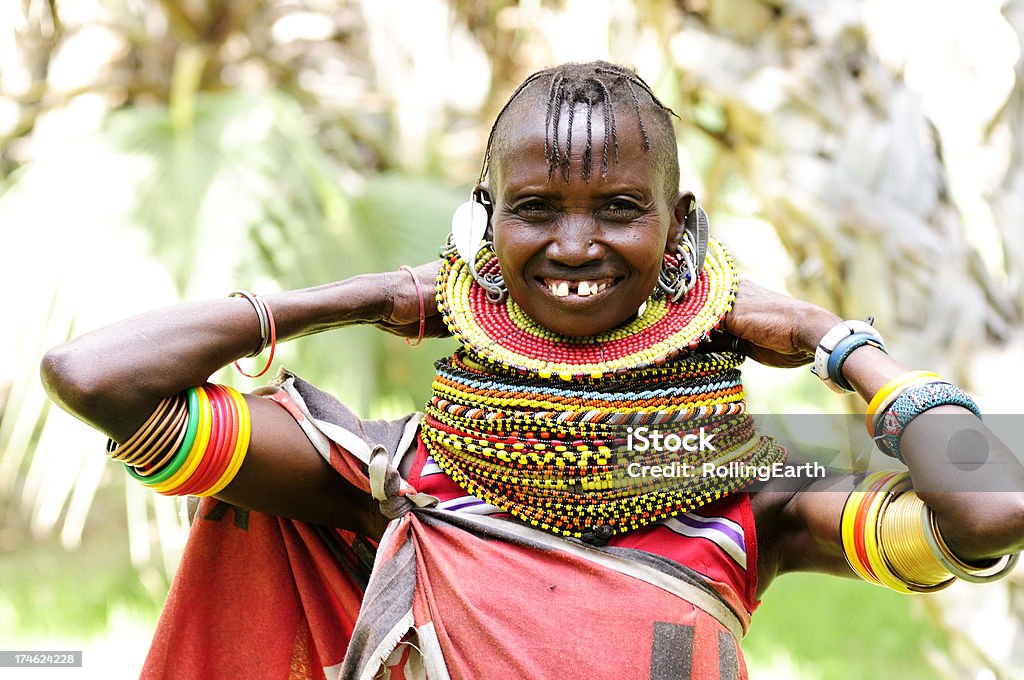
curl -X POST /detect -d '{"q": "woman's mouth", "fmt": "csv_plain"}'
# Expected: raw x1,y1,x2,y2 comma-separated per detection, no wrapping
538,277,619,300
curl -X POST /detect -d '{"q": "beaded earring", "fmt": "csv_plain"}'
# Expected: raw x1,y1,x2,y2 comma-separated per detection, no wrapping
449,191,506,303
656,195,709,302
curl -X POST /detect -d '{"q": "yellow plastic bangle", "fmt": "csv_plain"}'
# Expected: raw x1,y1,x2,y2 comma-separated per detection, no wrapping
868,374,946,437
841,472,890,584
865,371,940,435
152,386,213,494
201,389,251,497
843,471,907,585
842,521,876,583
841,491,865,578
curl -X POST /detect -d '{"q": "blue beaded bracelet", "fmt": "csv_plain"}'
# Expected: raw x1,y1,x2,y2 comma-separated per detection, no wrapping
874,382,982,462
826,332,886,392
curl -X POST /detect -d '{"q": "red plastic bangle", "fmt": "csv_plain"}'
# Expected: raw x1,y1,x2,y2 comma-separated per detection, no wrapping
209,385,240,488
399,265,426,347
234,296,277,378
175,384,236,496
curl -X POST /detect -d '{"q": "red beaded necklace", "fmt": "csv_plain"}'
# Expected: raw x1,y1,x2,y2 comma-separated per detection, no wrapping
436,238,739,379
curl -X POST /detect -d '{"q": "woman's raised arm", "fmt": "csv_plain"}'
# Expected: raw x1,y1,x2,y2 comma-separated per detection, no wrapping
39,262,442,534
724,280,1024,583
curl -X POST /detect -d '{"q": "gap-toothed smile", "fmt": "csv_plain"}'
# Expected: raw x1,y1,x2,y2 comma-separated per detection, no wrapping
537,276,620,300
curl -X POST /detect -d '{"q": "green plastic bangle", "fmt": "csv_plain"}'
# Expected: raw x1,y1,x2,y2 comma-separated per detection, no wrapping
126,387,201,485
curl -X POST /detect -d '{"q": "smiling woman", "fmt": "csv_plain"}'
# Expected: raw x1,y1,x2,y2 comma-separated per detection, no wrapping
484,63,685,337
40,61,1024,680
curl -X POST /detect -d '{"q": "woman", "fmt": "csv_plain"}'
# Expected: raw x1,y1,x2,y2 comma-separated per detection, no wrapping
42,61,1024,679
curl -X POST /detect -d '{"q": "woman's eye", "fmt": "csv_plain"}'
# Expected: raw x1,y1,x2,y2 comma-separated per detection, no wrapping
604,200,641,217
514,201,553,218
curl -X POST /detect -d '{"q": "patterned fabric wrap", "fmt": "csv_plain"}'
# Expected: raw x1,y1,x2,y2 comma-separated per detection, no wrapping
142,372,757,679
425,235,785,540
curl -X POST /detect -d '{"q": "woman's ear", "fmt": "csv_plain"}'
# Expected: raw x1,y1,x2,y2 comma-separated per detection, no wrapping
666,191,694,251
474,183,495,240
680,192,710,274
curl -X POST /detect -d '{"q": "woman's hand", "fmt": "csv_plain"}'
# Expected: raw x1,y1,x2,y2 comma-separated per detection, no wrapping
710,280,841,368
377,261,451,339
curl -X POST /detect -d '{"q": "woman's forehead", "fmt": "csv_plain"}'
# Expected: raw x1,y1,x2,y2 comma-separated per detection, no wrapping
501,95,646,147
492,100,658,191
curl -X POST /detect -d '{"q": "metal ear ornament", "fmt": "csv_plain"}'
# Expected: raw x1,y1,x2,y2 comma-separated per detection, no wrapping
657,239,698,302
656,196,709,302
448,192,506,303
686,196,710,275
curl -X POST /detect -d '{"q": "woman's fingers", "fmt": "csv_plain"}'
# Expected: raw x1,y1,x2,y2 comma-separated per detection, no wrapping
721,280,838,367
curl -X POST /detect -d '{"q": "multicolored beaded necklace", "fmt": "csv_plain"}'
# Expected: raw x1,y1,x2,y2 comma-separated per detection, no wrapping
438,238,741,380
420,238,786,541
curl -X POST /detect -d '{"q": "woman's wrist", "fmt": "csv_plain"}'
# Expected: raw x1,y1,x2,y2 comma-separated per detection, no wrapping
380,268,418,328
262,272,395,339
372,270,401,326
840,346,905,400
374,262,443,337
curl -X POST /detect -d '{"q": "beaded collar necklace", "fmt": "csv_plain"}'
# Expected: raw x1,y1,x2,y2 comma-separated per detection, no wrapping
436,238,739,379
422,238,786,541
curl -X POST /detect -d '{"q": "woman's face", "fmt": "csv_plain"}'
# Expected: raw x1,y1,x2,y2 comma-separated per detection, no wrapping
486,103,686,337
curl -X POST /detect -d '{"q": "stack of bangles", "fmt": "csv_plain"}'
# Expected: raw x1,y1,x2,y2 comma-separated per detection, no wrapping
841,470,1019,592
106,384,251,496
865,370,982,462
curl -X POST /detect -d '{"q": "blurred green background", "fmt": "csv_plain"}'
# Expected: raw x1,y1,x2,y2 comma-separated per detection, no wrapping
3,1,1024,677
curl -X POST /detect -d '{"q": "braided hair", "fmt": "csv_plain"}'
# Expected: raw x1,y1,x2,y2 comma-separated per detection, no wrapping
480,61,680,197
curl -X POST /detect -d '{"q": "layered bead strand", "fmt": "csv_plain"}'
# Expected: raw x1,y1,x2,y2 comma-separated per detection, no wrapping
420,349,786,539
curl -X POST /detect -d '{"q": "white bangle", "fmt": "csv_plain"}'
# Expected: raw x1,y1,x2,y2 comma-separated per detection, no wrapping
811,318,884,393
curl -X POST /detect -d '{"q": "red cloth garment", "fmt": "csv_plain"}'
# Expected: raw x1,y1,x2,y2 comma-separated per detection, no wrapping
142,371,755,679
409,439,761,615
141,500,371,679
366,506,751,679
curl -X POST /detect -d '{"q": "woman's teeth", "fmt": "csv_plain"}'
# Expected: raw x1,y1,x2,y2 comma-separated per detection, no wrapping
545,279,612,297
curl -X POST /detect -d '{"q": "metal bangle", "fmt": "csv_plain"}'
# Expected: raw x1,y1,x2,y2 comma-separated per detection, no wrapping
922,503,1020,583
229,290,270,357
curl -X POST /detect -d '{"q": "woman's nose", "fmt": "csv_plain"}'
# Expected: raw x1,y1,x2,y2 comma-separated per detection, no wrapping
546,217,600,266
